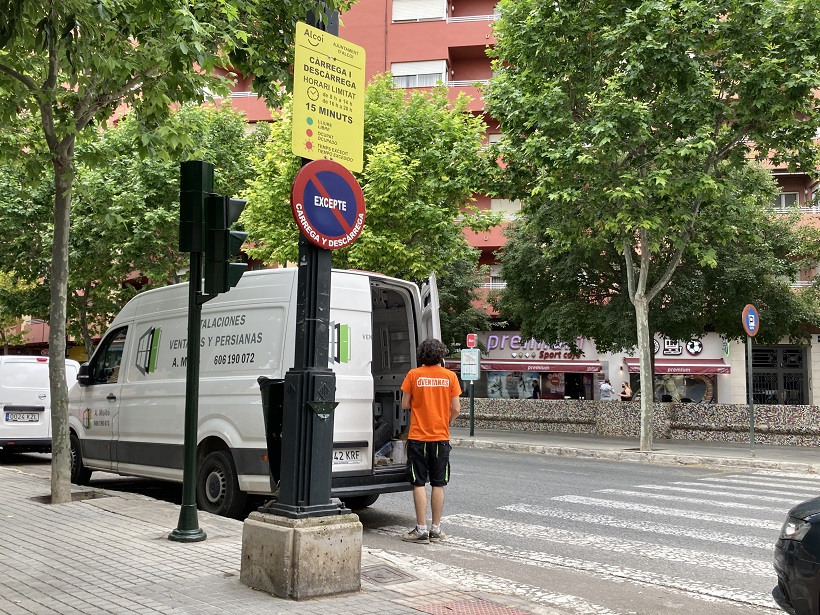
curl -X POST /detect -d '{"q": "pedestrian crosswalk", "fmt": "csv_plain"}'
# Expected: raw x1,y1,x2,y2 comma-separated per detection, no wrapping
372,468,820,614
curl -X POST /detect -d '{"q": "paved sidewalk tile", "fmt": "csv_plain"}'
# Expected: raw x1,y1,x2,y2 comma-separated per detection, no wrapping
0,466,547,615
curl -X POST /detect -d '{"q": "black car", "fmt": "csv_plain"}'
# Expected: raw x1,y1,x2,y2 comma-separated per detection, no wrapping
774,496,820,615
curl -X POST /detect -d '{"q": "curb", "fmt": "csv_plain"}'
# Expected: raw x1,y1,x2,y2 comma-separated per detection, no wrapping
451,437,820,475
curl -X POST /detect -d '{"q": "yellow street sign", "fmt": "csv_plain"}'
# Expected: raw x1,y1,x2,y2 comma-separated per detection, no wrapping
292,22,366,173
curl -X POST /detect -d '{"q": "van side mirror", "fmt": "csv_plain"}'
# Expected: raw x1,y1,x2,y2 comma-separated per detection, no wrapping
78,363,92,387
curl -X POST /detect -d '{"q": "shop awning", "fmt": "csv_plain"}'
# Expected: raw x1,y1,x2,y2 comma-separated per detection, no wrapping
444,359,602,373
623,357,731,374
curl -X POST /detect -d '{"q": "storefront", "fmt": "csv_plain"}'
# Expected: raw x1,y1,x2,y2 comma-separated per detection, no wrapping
622,357,730,403
444,358,601,399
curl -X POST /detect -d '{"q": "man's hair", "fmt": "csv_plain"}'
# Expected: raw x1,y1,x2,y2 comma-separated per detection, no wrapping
417,338,448,366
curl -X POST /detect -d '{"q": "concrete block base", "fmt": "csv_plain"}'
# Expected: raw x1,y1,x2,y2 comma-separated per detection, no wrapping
240,511,362,599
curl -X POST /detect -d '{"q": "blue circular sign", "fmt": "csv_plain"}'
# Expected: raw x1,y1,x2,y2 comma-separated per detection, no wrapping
291,160,365,250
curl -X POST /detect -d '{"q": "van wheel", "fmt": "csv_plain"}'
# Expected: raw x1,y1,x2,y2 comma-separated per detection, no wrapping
70,433,92,485
197,451,247,518
343,494,379,509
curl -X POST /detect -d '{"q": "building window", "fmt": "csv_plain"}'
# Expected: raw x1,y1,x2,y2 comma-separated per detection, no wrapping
489,198,522,216
772,192,799,211
392,0,447,22
391,60,447,88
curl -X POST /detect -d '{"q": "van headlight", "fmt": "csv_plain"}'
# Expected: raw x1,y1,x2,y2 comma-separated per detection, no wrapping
780,516,811,541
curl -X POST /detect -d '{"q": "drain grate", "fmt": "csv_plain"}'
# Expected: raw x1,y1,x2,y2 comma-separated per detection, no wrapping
413,599,533,615
361,564,415,585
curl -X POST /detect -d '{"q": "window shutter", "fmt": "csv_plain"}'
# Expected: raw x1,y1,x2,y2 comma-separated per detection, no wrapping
392,0,446,22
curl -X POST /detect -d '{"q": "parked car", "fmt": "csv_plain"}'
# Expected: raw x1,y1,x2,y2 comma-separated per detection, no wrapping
773,496,820,615
0,356,80,453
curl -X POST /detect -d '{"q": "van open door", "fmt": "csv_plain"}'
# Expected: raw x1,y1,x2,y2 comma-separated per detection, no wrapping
419,273,441,341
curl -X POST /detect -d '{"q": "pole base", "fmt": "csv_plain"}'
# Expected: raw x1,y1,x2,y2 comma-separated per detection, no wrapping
168,527,207,542
240,511,362,599
258,498,350,519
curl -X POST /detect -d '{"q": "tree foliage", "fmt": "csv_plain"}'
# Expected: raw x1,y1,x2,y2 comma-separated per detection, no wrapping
242,74,500,347
0,0,341,502
0,104,265,356
485,0,820,449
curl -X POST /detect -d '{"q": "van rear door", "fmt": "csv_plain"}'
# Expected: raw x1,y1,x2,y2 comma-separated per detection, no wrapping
419,273,441,341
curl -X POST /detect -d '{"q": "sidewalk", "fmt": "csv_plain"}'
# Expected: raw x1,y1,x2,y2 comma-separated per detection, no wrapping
0,452,563,615
2,431,818,615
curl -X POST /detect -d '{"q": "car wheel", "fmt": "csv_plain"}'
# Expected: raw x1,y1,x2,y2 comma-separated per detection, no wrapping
196,450,247,518
70,433,92,485
343,494,379,509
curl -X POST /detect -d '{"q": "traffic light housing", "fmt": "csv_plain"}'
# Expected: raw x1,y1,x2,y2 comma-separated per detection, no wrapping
203,195,248,295
178,161,214,253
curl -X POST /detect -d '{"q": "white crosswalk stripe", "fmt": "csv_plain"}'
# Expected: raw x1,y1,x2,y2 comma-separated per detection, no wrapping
697,476,820,492
442,513,772,577
597,488,788,513
368,545,623,615
499,503,773,549
633,483,805,504
551,494,783,530
374,529,775,609
374,469,807,614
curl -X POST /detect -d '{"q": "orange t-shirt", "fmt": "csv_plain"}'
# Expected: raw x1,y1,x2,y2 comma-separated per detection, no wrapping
401,364,461,442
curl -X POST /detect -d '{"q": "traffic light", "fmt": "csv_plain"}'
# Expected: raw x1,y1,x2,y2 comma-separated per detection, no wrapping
203,195,248,295
178,161,214,253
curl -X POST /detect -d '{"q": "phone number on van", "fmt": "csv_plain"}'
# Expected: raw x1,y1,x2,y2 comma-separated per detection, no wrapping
213,353,255,365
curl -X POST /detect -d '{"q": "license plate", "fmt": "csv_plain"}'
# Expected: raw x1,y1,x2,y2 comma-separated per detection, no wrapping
332,449,362,465
6,412,39,422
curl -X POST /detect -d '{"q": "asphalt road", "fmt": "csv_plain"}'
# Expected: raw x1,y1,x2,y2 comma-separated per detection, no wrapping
4,448,797,615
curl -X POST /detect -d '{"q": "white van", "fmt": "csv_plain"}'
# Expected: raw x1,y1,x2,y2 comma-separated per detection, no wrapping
68,268,439,517
0,356,80,453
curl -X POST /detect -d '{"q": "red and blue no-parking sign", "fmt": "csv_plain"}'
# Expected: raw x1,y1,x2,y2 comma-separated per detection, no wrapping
291,160,365,250
742,304,760,337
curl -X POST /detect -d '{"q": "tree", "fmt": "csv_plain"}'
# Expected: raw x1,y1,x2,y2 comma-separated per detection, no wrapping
242,75,499,346
0,0,341,504
485,0,820,450
499,162,820,355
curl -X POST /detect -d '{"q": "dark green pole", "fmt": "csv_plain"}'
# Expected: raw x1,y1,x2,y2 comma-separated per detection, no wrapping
170,160,213,542
469,381,475,437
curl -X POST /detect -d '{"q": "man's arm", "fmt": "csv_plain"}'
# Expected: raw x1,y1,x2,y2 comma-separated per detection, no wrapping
402,390,412,411
449,396,460,426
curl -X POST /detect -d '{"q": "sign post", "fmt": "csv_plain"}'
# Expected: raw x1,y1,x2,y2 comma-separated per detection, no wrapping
461,338,480,437
742,304,760,456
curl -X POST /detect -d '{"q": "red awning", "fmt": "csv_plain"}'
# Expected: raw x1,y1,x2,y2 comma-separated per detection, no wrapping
623,357,731,374
445,359,602,373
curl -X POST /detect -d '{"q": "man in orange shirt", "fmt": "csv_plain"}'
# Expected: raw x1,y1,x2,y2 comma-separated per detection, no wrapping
400,338,461,544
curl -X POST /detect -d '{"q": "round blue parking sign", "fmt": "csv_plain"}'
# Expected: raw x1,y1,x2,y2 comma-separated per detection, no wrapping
291,160,365,250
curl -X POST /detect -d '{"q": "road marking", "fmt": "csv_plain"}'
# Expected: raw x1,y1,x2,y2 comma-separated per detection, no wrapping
366,546,625,615
552,495,782,530
633,484,801,504
698,476,820,492
500,503,772,550
598,489,788,515
670,480,818,499
372,529,776,610
751,470,820,481
442,514,772,577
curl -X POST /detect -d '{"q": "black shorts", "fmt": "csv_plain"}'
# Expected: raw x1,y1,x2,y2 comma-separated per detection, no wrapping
407,440,451,487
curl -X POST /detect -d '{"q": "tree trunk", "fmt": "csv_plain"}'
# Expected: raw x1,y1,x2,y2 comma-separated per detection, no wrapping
634,293,654,452
49,143,74,505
